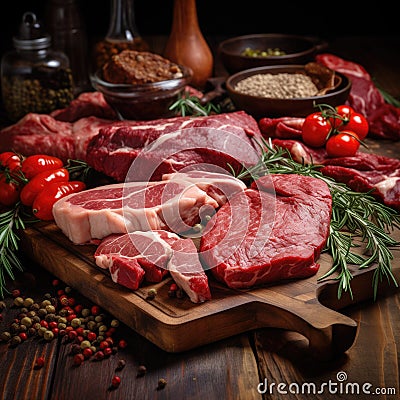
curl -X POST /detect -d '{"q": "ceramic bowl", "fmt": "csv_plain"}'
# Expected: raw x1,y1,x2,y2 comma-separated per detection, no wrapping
90,65,193,120
225,65,352,119
219,33,327,74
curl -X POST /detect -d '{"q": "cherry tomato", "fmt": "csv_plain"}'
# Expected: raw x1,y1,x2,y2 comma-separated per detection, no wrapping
20,168,70,207
0,174,21,207
301,112,332,147
0,152,22,173
21,155,64,180
337,111,369,140
32,181,86,221
325,131,360,158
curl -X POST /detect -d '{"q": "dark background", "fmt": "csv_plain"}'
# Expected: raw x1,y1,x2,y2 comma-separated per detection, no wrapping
1,0,399,56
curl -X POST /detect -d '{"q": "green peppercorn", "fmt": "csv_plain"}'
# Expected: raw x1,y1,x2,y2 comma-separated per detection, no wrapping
43,330,54,341
111,319,120,328
38,327,47,337
45,305,56,314
147,288,157,300
21,317,32,328
80,340,91,349
23,298,34,308
81,309,91,317
71,318,81,328
13,297,24,307
157,378,167,390
0,331,11,342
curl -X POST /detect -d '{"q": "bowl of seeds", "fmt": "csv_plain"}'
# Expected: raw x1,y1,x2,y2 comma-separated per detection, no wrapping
225,64,351,118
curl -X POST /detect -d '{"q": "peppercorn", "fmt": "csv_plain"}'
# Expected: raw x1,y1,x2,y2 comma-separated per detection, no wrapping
13,297,24,307
146,288,157,300
157,378,167,390
34,356,45,369
0,331,11,342
116,359,126,371
0,301,6,311
118,339,128,349
110,375,121,389
21,316,33,328
94,351,105,361
43,330,54,341
70,318,81,328
9,335,22,347
73,353,85,366
23,298,34,308
136,365,147,377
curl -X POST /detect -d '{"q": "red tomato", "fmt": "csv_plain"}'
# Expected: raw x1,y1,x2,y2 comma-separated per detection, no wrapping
0,152,22,172
325,131,360,158
302,112,332,147
337,112,369,140
0,174,21,207
32,181,86,221
21,155,64,180
20,168,70,207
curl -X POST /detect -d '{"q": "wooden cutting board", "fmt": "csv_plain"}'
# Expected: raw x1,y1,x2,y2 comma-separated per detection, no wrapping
20,222,400,360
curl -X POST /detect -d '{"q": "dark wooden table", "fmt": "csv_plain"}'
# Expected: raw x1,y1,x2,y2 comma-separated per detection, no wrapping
1,35,400,400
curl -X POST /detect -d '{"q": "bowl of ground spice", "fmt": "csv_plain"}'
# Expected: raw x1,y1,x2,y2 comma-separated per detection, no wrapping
90,50,193,120
225,64,351,118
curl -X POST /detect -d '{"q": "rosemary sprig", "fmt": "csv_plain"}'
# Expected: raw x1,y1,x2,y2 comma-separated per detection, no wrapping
169,91,221,117
0,203,36,299
236,138,400,299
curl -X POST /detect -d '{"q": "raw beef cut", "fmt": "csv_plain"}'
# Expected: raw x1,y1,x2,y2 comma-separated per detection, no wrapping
50,91,117,122
53,170,246,244
0,113,75,161
200,174,332,288
94,231,211,303
316,53,400,140
272,138,400,211
258,117,304,139
85,111,263,182
0,113,116,162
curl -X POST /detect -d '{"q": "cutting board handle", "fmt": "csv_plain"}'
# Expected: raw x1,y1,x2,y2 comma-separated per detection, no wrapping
255,294,358,360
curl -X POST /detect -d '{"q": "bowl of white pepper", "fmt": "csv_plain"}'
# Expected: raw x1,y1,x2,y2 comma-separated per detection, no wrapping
225,63,351,119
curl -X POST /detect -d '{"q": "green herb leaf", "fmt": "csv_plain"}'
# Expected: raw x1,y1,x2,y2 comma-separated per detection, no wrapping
169,91,221,117
0,203,36,298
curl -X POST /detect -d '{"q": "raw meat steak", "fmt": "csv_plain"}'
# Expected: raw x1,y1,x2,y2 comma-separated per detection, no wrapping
200,174,332,288
0,113,75,161
0,113,116,162
85,111,263,182
316,53,400,140
273,138,400,211
94,231,211,303
53,170,246,244
50,91,117,122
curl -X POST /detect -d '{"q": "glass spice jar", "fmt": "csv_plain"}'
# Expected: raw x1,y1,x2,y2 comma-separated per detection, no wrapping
1,12,74,122
93,0,149,71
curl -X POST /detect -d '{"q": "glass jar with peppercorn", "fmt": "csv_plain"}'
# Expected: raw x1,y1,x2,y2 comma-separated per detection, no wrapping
0,12,74,123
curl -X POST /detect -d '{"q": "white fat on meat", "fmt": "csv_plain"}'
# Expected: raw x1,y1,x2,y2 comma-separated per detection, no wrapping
374,176,400,196
53,170,245,245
